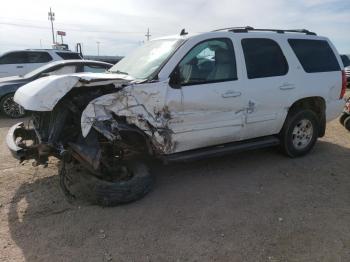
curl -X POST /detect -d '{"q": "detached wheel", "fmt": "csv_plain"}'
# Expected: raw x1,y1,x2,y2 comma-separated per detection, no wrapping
280,109,319,157
60,161,154,206
344,116,350,132
339,113,349,126
0,93,26,118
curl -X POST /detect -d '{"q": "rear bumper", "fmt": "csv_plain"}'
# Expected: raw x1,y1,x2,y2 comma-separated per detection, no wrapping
326,99,346,122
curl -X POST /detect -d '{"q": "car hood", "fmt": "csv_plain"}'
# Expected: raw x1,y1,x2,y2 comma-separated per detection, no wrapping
14,72,134,111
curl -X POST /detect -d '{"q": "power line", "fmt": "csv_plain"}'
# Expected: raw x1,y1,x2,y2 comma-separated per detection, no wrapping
0,20,164,35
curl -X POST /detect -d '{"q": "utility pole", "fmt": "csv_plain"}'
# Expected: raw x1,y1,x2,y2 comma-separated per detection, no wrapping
145,28,151,41
48,7,55,44
96,41,100,56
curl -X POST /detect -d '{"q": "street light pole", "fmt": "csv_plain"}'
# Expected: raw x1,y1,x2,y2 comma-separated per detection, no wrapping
48,7,55,44
96,41,100,56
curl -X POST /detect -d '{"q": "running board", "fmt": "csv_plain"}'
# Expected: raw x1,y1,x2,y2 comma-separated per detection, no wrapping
164,136,280,162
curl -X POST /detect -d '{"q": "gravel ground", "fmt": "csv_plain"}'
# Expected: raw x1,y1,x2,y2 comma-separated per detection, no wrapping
0,115,350,262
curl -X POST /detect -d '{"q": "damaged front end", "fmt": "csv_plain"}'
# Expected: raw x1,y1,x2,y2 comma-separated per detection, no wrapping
6,91,156,173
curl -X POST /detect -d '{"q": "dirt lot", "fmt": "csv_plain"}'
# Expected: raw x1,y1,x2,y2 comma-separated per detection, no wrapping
0,115,350,262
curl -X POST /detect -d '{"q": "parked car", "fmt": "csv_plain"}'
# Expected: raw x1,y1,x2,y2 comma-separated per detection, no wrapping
341,55,350,87
339,97,350,131
0,49,83,78
7,27,346,206
0,60,112,118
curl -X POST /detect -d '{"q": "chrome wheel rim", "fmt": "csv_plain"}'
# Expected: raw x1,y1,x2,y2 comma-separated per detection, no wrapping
2,95,25,118
292,119,313,150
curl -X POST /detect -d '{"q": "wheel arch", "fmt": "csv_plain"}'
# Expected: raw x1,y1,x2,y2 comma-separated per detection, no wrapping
285,96,326,137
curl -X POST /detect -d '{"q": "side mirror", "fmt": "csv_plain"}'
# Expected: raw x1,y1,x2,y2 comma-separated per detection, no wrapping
169,66,181,89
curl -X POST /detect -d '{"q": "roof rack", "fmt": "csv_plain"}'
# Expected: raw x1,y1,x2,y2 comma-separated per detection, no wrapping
212,26,317,35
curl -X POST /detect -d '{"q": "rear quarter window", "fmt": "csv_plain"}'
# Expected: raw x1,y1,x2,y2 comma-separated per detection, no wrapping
27,52,52,63
288,39,340,73
56,52,82,60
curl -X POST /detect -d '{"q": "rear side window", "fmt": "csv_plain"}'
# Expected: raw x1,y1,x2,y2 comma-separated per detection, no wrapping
56,52,82,60
83,64,109,73
27,52,52,63
242,38,288,79
0,52,28,64
288,39,340,73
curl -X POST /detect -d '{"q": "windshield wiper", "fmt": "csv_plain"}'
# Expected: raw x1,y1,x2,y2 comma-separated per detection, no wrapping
109,70,129,75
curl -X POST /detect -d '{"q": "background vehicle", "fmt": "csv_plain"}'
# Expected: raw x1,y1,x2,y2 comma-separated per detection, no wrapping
7,27,346,206
339,97,350,131
0,49,83,78
0,60,112,118
341,55,350,88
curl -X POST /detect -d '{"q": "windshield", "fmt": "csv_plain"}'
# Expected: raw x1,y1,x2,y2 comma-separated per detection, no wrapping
109,39,184,79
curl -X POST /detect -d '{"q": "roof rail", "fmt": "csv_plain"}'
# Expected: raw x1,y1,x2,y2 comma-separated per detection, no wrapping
213,26,317,35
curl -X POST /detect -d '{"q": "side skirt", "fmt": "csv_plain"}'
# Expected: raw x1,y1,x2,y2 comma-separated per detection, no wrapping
163,136,280,162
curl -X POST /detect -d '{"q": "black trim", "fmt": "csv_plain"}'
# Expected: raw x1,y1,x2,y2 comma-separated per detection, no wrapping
163,136,280,162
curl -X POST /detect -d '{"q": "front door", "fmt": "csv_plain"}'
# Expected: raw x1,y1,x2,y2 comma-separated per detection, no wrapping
166,38,246,153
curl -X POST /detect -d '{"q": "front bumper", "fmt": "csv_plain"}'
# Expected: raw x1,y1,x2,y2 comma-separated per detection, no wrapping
6,122,36,161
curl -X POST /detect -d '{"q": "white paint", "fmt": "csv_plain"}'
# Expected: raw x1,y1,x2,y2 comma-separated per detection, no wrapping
13,31,345,155
14,72,133,111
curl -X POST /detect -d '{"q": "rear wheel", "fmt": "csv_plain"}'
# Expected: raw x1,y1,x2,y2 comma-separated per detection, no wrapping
280,109,319,157
0,93,26,118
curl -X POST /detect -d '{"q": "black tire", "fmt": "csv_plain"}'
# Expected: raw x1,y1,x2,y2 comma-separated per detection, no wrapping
60,161,154,206
0,93,26,118
339,113,349,126
280,109,319,158
344,116,350,132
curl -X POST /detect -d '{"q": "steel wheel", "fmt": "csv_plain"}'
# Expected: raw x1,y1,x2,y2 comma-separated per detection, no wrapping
1,94,26,118
292,119,314,150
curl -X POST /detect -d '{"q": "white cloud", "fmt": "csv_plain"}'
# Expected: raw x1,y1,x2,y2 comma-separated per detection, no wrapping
0,0,349,55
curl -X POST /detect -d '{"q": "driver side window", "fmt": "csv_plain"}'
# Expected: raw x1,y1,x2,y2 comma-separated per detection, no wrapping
178,38,237,86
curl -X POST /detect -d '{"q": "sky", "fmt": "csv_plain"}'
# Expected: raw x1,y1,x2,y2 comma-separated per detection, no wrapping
0,0,349,56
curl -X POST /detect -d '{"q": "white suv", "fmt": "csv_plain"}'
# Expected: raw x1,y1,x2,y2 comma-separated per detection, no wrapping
7,27,346,206
0,49,82,77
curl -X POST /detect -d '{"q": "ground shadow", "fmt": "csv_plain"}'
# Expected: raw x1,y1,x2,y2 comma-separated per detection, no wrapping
7,140,350,261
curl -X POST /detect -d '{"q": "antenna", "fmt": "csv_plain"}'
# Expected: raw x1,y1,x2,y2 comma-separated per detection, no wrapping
180,28,188,36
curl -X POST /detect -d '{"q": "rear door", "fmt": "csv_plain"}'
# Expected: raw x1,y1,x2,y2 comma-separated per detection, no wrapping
238,37,296,139
25,51,53,73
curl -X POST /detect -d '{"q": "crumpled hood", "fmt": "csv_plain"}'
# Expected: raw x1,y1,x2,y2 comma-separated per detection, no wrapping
14,72,133,111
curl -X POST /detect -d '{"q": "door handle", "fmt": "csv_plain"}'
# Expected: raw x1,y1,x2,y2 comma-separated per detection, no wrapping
279,83,295,90
221,91,241,98
16,66,24,68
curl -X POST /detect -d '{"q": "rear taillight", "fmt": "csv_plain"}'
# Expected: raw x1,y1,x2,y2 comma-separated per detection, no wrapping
340,70,347,99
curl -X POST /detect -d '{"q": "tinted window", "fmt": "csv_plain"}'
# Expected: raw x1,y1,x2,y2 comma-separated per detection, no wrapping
83,64,109,73
178,38,237,85
27,52,52,63
242,38,288,79
288,39,340,73
341,55,350,67
0,52,28,64
56,52,82,60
